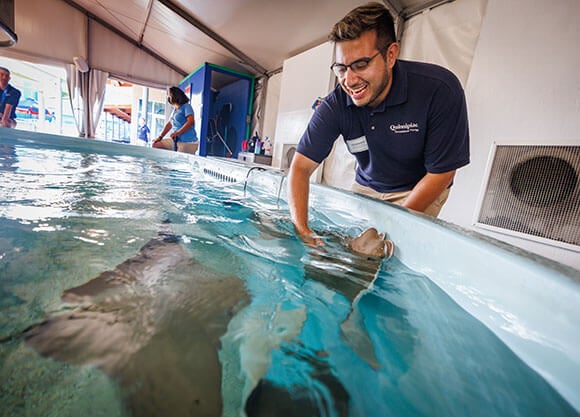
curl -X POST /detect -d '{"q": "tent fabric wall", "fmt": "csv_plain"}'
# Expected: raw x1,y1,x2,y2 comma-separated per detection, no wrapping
87,68,108,138
398,0,488,87
250,76,266,143
10,0,86,66
66,64,86,135
7,0,182,89
65,65,108,138
88,20,182,89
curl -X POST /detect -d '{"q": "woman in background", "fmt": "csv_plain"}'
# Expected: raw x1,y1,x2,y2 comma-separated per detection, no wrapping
153,86,198,154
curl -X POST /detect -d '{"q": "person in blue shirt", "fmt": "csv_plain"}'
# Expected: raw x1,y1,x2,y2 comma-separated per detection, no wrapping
0,66,22,128
137,116,150,146
288,2,470,242
153,86,198,154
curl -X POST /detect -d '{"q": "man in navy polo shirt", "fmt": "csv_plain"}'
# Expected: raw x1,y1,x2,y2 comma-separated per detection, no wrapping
0,66,21,128
288,2,469,242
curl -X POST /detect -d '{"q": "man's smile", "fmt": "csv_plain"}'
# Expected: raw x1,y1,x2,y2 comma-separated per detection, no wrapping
347,83,368,100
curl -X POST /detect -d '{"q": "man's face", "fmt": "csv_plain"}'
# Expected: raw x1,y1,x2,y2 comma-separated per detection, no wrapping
334,31,398,108
0,69,10,89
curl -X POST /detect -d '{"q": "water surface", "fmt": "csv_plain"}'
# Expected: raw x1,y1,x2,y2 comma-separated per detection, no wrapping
0,140,576,417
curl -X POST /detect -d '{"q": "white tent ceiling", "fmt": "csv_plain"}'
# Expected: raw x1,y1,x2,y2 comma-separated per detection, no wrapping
59,0,449,81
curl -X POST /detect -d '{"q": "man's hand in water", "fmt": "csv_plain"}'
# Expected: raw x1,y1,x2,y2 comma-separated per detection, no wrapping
294,225,326,248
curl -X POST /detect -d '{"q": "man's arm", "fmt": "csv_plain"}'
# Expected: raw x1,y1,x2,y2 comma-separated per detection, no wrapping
287,152,320,239
402,170,456,212
1,103,13,127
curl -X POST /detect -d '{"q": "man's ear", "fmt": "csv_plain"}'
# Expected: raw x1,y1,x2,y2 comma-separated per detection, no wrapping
387,42,400,69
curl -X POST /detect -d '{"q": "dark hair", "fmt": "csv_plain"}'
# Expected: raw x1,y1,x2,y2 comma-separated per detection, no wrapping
329,2,397,54
168,86,189,106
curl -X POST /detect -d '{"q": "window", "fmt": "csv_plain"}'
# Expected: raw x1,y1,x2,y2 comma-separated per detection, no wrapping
1,56,167,144
96,80,167,146
1,56,73,136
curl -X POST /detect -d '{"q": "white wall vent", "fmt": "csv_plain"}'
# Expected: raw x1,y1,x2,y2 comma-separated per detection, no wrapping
475,144,580,250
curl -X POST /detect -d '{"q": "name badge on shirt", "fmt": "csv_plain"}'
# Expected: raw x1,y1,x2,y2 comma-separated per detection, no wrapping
345,136,369,153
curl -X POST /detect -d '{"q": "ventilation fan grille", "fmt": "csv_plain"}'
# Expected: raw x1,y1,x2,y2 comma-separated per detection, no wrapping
476,145,580,248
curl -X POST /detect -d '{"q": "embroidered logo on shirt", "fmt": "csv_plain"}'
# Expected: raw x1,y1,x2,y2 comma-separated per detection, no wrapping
390,122,419,134
345,136,369,153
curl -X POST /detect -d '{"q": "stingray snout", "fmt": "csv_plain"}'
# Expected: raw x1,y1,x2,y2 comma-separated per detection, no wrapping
348,227,394,259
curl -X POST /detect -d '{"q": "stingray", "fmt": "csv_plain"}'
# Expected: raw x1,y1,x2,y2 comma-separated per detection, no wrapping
304,227,393,301
12,231,250,417
239,218,395,383
240,227,395,416
303,227,394,370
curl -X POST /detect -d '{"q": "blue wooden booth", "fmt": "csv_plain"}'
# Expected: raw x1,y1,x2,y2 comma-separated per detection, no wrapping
178,63,254,158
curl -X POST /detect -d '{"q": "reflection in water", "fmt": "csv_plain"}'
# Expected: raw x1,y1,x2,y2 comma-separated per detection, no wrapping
0,143,17,172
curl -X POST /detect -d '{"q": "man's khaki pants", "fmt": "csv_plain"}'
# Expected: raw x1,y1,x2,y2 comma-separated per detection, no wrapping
352,183,450,217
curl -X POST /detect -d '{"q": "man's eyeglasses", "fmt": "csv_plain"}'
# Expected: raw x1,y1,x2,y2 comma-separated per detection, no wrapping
330,52,381,78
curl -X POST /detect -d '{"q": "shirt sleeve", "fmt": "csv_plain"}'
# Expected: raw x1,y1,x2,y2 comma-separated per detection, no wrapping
423,77,470,173
296,94,342,164
184,103,194,118
8,88,21,107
